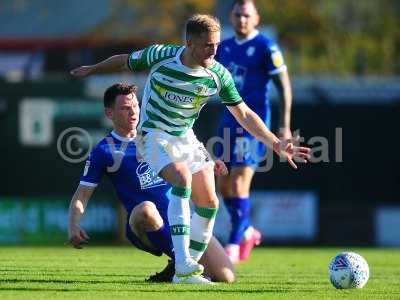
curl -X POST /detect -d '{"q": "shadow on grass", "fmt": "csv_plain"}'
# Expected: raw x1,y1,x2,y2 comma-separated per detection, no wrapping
0,270,137,277
0,286,319,293
0,278,144,285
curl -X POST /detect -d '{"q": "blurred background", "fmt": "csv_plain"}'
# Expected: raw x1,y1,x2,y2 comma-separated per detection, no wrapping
0,0,399,247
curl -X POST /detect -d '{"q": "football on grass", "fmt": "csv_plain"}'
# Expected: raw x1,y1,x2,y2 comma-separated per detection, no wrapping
328,252,369,289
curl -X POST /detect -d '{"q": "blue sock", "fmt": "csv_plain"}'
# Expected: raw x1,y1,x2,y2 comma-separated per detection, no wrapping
224,197,250,245
146,224,174,259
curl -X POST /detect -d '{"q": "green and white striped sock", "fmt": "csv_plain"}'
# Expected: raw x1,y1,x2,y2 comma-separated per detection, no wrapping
189,206,218,261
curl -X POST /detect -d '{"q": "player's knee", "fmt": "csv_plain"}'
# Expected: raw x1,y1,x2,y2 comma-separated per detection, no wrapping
137,201,163,230
218,268,236,283
206,195,219,208
195,193,219,208
224,270,236,283
139,201,157,218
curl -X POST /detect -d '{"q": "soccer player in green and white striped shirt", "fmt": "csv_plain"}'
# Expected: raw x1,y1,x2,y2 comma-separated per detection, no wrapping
71,14,311,284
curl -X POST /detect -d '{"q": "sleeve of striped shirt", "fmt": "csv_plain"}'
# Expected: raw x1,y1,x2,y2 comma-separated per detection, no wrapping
219,67,243,106
127,44,179,71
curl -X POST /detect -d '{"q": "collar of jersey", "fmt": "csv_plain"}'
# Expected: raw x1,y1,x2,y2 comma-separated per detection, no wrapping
111,130,135,142
234,29,259,45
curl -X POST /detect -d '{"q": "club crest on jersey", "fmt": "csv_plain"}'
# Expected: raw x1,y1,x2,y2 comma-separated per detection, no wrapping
228,62,247,91
164,91,194,104
246,46,255,57
194,84,208,95
136,162,166,189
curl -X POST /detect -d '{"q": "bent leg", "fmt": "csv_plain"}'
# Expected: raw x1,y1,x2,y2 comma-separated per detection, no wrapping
129,201,173,258
128,202,175,282
200,236,235,283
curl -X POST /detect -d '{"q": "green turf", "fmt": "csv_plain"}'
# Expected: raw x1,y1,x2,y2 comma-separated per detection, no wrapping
0,246,399,300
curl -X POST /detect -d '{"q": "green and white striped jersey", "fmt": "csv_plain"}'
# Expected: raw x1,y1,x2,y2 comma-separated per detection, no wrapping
127,44,242,136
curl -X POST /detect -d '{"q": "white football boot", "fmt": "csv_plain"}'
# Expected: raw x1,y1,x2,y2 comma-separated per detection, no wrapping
172,274,215,284
175,258,204,277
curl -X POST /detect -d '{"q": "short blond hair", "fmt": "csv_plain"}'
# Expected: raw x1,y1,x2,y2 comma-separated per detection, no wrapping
185,14,221,40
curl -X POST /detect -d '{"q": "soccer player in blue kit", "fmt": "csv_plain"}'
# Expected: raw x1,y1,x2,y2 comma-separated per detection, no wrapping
215,0,294,263
67,83,235,283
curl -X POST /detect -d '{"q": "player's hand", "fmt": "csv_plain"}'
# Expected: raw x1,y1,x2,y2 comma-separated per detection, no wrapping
70,65,94,77
68,225,90,249
214,160,228,176
273,140,311,170
279,127,304,147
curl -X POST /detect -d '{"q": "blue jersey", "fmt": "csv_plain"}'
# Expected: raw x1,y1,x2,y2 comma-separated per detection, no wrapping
214,31,286,168
215,30,286,112
80,131,170,214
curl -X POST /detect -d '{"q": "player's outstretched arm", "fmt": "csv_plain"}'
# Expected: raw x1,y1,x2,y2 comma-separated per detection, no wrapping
227,102,311,169
70,54,130,77
68,185,94,249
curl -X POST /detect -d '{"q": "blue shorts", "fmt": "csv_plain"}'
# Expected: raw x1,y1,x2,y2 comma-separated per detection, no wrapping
214,106,271,169
125,207,171,257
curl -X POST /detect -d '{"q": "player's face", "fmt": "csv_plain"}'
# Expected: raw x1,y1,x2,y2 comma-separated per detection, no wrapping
188,31,220,67
108,93,139,132
230,2,260,38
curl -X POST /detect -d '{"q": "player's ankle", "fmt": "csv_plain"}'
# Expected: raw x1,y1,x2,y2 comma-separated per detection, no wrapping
243,226,254,240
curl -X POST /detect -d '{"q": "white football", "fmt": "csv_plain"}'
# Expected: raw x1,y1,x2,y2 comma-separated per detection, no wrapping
328,252,369,289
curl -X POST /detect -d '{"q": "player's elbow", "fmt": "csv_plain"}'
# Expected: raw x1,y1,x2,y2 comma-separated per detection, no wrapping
118,54,130,70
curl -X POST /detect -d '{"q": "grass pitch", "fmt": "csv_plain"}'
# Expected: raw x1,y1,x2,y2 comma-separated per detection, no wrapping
0,246,399,300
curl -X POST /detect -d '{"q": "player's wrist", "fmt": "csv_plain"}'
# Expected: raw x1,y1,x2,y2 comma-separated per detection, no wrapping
89,65,98,75
272,141,282,154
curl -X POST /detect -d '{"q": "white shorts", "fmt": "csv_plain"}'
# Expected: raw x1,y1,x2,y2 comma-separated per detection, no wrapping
135,129,214,175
